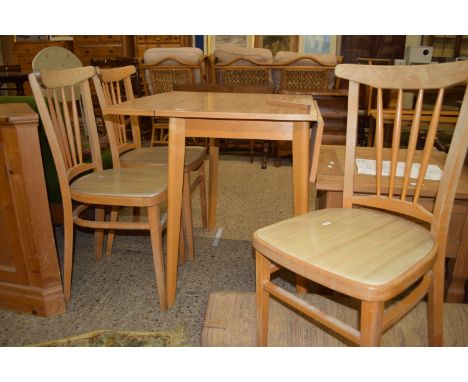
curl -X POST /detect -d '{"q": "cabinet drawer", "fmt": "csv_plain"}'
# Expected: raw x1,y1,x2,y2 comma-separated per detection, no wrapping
16,44,46,57
75,45,125,58
135,36,146,43
147,35,181,43
99,35,124,43
74,35,100,43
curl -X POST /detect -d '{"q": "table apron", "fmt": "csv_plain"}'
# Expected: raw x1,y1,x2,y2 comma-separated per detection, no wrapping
181,118,297,140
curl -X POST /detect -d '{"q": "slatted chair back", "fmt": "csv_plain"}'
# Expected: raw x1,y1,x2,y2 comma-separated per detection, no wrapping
93,65,141,168
91,57,143,97
336,61,468,243
29,66,101,202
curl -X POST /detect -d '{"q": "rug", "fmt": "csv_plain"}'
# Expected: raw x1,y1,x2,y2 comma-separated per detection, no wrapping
201,292,468,346
31,327,186,347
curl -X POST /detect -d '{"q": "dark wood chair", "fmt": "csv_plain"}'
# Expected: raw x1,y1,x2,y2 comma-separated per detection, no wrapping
0,64,28,95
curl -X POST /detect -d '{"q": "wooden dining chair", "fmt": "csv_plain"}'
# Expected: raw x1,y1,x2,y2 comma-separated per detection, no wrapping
29,66,169,311
253,60,468,346
92,65,208,261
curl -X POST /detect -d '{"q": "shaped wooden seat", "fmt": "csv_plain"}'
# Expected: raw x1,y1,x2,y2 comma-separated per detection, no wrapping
29,66,168,311
253,60,468,346
93,65,207,261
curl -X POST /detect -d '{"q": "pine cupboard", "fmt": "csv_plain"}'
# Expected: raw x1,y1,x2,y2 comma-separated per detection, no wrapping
0,103,65,316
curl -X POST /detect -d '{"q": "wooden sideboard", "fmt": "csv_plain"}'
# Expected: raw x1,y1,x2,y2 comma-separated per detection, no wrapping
0,103,65,316
73,35,134,65
134,35,193,59
13,40,74,72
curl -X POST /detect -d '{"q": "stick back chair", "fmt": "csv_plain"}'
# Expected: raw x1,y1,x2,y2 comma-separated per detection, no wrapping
93,65,207,261
29,66,169,310
253,60,468,346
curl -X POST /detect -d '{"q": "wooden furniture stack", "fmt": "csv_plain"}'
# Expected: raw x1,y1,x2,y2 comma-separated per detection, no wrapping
0,103,65,316
13,40,73,72
73,35,134,65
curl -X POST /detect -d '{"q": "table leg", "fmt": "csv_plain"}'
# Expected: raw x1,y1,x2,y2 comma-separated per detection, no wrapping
446,210,468,302
166,117,186,307
292,121,310,293
208,138,219,230
292,121,310,215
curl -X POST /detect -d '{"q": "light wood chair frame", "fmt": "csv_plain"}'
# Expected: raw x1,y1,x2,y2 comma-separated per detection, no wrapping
254,60,468,346
93,65,208,261
29,66,169,310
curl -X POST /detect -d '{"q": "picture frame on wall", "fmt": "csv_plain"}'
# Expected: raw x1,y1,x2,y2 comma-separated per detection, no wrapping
205,35,254,54
14,35,48,42
49,35,74,41
299,35,338,54
254,35,299,55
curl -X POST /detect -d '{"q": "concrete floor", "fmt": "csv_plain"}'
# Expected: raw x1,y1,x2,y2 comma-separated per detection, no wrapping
0,154,316,346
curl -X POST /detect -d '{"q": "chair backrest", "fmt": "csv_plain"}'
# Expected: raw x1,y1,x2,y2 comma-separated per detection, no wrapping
92,65,141,168
91,57,143,97
274,52,343,93
32,47,84,101
336,61,468,244
211,44,274,88
141,47,204,95
28,66,102,208
213,56,274,88
32,47,83,71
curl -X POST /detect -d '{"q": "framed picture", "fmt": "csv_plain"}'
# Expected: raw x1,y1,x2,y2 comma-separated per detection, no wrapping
14,35,48,42
254,35,299,55
49,35,73,41
299,35,339,55
205,35,254,54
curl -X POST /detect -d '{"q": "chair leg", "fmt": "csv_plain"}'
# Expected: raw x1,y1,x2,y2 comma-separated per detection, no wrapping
94,206,105,261
133,207,141,222
249,140,255,163
183,171,195,260
198,164,208,229
179,217,186,265
150,123,156,147
63,212,74,305
360,301,384,346
256,251,271,346
261,141,269,169
147,206,167,311
428,259,444,346
105,206,119,257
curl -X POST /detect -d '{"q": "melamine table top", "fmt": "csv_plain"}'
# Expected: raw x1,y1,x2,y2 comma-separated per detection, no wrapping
101,91,318,121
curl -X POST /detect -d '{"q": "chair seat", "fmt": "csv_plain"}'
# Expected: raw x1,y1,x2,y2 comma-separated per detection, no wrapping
70,167,167,205
121,146,206,171
253,208,436,297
